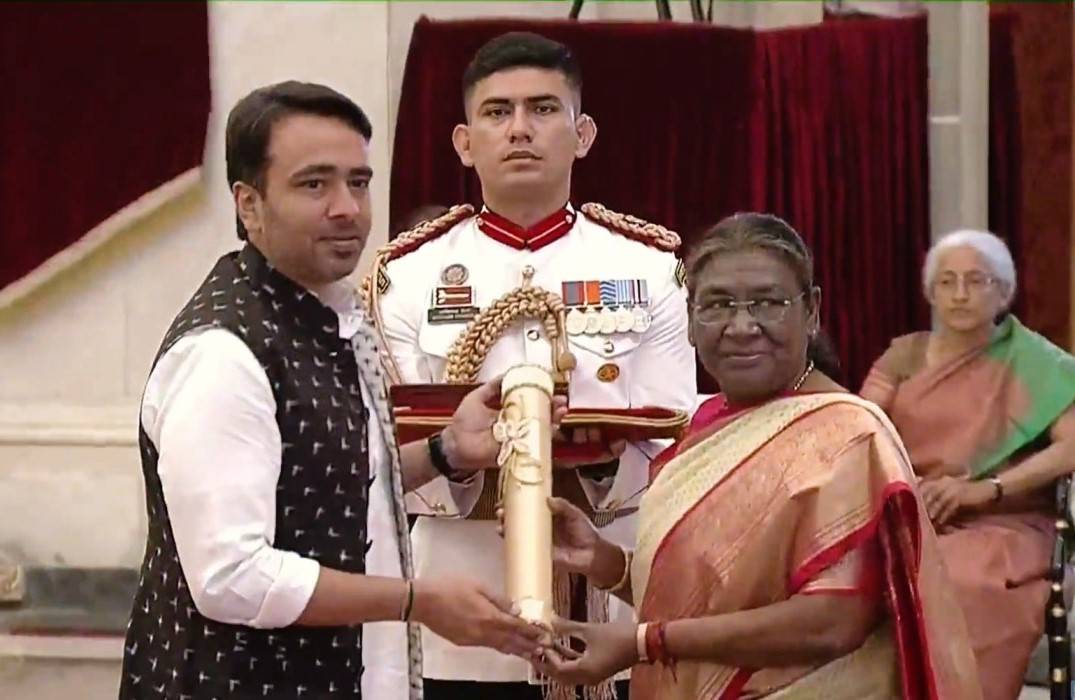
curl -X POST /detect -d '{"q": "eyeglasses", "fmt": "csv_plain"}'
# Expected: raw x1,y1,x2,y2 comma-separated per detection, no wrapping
933,273,998,295
692,291,807,326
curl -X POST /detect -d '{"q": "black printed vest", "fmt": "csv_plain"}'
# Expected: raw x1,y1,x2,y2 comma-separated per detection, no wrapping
121,244,372,699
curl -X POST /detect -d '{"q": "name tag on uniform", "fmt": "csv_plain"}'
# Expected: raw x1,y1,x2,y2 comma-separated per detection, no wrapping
428,286,479,324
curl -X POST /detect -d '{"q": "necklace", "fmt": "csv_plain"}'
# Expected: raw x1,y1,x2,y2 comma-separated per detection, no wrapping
792,360,815,392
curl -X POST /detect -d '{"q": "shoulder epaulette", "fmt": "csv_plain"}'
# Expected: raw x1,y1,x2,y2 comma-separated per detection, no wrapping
580,202,681,253
380,204,475,264
361,204,475,300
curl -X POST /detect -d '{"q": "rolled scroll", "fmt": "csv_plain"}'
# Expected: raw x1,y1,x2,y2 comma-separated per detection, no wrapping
495,364,555,627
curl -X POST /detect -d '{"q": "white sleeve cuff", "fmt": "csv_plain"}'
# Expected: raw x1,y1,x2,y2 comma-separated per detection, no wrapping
405,472,485,517
248,553,321,629
446,472,485,517
586,442,660,511
577,472,615,508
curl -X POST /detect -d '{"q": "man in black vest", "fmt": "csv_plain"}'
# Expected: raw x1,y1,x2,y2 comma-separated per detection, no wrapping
120,81,547,700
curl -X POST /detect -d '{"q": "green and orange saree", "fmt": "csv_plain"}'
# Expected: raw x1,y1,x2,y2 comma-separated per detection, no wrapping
861,315,1075,700
628,392,980,699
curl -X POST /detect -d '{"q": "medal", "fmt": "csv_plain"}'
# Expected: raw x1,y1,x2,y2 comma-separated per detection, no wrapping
632,307,652,333
599,307,618,335
583,308,601,335
565,308,586,336
614,307,634,333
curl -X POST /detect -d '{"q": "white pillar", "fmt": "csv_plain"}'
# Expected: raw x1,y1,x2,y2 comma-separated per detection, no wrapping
927,1,989,239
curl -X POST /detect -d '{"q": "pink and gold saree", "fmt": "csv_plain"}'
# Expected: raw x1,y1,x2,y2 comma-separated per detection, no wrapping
629,392,981,699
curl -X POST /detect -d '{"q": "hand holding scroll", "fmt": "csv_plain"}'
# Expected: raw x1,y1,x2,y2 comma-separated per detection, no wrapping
443,376,569,474
411,576,545,659
497,497,626,589
531,617,638,687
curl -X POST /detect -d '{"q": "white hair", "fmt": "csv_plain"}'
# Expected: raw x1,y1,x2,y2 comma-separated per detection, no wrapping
922,229,1017,305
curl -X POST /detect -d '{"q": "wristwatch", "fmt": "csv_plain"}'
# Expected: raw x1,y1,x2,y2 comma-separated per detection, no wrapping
427,432,456,478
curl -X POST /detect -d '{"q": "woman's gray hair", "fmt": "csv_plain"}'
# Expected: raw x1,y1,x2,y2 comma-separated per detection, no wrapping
922,229,1017,305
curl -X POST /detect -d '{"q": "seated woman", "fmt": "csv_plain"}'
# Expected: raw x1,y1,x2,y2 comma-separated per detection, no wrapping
530,213,981,699
860,229,1075,700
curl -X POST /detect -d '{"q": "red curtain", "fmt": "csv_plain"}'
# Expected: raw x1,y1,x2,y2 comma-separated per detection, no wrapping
391,18,756,232
989,11,1025,323
748,17,931,389
989,5,1070,346
0,2,210,292
390,16,932,390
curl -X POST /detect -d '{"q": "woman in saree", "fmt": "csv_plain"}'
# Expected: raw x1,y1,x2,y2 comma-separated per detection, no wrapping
528,213,981,699
860,229,1075,699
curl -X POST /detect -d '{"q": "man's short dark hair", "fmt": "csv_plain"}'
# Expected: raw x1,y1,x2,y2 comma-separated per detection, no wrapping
461,32,582,112
225,81,372,240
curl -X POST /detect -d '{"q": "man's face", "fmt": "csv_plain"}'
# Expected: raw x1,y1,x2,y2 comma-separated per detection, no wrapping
235,113,372,288
453,67,593,195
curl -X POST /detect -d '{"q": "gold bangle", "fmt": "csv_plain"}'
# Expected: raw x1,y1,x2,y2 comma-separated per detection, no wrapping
599,544,632,593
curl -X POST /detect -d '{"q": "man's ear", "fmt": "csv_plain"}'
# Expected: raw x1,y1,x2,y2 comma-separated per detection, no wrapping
233,181,264,238
574,114,597,159
452,124,474,168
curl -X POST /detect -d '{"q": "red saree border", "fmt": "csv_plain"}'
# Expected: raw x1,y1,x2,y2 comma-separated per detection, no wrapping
787,481,916,593
719,668,753,700
791,483,937,700
788,481,938,699
715,482,937,700
654,391,849,481
646,400,851,586
879,488,938,699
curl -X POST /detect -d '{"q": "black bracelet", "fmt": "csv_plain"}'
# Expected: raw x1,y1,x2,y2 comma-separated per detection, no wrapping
427,432,456,478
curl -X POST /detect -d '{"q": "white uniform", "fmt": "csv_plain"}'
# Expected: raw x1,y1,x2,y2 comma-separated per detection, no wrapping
375,205,697,683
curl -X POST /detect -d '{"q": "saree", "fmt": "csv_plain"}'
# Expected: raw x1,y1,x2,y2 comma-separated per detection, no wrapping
629,392,981,700
861,315,1075,700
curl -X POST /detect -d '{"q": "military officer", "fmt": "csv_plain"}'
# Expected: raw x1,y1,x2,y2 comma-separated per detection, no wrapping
367,32,696,700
